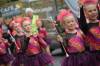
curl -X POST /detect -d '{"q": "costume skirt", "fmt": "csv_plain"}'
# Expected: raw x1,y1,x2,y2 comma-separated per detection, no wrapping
61,51,96,66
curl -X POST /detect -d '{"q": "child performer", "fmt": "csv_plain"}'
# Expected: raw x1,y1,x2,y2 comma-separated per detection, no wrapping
11,18,28,66
36,19,52,46
80,0,100,66
57,10,95,66
22,19,54,66
0,28,13,66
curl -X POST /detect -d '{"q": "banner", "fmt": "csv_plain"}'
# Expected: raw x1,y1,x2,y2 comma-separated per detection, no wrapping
0,5,21,18
64,0,80,18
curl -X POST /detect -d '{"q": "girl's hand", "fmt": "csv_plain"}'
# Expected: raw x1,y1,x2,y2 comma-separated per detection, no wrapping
57,35,63,42
4,39,8,43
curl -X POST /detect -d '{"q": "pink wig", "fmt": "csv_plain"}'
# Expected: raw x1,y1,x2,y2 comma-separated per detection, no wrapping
57,9,73,22
83,0,98,5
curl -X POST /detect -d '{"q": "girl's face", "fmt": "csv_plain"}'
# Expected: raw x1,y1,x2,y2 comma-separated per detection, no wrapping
22,21,31,32
63,16,76,30
13,23,22,33
36,20,42,28
84,4,98,21
5,18,12,25
26,11,33,18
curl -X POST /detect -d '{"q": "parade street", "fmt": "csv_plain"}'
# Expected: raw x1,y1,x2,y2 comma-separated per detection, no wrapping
52,48,64,66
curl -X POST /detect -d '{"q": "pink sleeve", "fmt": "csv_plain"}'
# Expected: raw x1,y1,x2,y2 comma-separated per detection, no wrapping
2,39,9,48
37,36,48,48
41,28,48,36
44,28,48,36
5,43,9,48
38,28,48,38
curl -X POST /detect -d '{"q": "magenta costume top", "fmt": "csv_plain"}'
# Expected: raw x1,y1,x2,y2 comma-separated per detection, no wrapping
0,39,9,55
85,22,100,51
14,35,28,54
64,30,85,53
38,27,48,39
26,35,48,56
79,7,100,51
